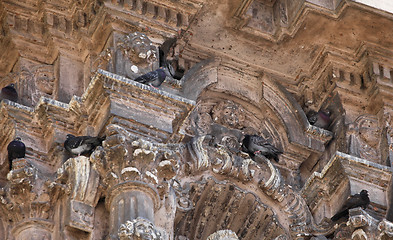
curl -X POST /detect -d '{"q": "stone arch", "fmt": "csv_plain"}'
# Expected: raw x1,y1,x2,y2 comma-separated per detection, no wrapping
179,60,332,179
173,179,287,240
172,60,336,239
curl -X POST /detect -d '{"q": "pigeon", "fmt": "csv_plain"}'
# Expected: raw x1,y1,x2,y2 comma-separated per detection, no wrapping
331,190,370,221
159,37,177,69
134,68,167,88
1,84,18,103
308,109,332,129
7,137,26,170
159,38,185,80
64,134,105,156
241,134,283,162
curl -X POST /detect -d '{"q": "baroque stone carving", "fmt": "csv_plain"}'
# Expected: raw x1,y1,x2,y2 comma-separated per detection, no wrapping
348,115,384,165
51,156,101,232
0,159,54,239
92,32,158,80
89,124,180,239
207,229,239,240
0,64,57,107
211,100,245,129
118,217,162,240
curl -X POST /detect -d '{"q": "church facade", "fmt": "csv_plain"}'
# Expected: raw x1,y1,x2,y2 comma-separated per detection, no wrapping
0,0,393,239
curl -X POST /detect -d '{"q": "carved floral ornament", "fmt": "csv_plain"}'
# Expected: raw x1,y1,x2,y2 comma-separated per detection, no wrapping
118,217,162,240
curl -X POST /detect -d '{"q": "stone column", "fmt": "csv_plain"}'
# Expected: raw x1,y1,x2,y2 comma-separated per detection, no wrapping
90,124,180,240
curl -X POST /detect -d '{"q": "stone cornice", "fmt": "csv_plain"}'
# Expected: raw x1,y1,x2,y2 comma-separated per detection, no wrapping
302,151,392,214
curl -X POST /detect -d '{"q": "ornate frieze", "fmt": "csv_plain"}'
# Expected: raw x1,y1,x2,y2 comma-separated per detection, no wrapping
104,0,204,35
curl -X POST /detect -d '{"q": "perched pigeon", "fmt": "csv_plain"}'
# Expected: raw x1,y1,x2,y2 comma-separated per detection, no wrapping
64,134,105,156
159,38,177,69
159,38,185,80
242,134,283,162
1,84,18,103
134,68,167,88
7,137,26,170
331,190,370,221
308,109,332,129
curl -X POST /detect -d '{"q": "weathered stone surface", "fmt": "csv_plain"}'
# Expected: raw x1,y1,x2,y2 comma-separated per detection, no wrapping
1,1,393,239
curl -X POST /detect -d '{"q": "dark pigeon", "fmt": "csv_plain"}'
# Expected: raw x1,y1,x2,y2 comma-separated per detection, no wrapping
159,38,185,80
1,84,18,103
159,37,177,69
308,109,332,129
7,137,26,170
242,134,283,162
331,190,370,221
134,68,167,88
64,134,105,156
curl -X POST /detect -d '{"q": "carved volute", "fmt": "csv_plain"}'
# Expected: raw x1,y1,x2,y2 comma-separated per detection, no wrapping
90,124,181,239
0,159,53,240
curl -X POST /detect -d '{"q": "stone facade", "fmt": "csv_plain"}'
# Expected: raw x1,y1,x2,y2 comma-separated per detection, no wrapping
0,0,393,239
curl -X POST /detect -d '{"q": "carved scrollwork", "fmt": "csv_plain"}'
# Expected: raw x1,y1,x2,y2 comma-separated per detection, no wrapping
0,159,53,225
118,217,162,240
378,219,393,237
187,135,257,182
91,124,181,198
172,179,193,212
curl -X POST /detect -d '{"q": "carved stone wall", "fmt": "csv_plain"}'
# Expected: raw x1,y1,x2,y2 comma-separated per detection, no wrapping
1,0,393,240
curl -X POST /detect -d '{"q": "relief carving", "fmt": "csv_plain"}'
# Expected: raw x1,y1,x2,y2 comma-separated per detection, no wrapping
211,100,245,129
92,32,158,80
118,217,162,240
0,63,57,107
348,115,384,165
18,64,56,106
89,124,182,239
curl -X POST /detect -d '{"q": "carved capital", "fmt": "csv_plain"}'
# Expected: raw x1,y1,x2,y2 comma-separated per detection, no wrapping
378,219,393,237
348,208,373,228
91,124,180,195
1,159,52,223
